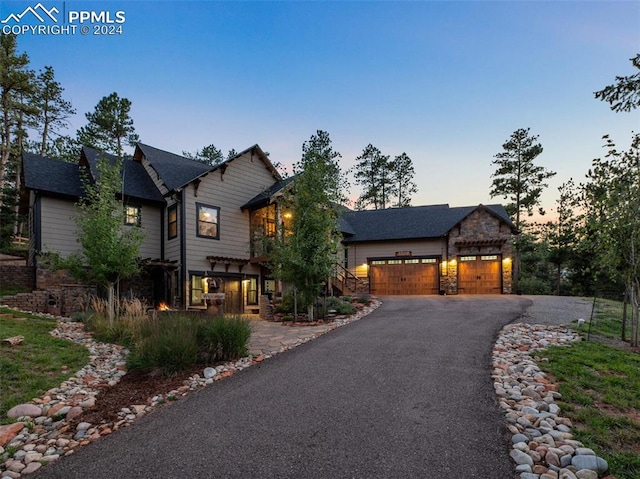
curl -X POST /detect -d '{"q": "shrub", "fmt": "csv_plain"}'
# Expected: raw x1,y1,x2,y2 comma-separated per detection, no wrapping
128,313,200,375
197,315,251,362
336,302,355,315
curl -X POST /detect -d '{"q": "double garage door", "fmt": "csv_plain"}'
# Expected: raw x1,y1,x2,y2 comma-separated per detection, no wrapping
457,255,502,294
369,255,502,295
370,258,439,295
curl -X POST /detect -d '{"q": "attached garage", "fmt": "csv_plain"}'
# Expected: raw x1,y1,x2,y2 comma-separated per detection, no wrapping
339,204,517,296
369,257,439,295
456,255,502,294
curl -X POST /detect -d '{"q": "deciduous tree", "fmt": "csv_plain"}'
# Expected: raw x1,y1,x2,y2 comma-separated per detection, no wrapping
268,130,345,320
582,133,640,346
55,157,145,324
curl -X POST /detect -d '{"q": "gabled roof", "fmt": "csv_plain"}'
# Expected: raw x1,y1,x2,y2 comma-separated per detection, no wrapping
134,143,281,193
241,176,295,210
340,204,516,243
134,143,213,192
81,147,165,204
22,152,85,198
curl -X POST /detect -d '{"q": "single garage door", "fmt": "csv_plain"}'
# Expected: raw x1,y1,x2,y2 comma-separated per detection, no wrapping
370,258,439,295
457,255,502,294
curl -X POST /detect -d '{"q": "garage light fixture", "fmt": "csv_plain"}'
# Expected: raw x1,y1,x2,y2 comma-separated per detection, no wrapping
441,261,448,276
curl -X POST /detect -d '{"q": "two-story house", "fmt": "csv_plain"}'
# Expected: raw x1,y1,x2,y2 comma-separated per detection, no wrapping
21,142,517,314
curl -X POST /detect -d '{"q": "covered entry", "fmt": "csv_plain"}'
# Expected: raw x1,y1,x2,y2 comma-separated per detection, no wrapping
369,257,439,295
457,255,502,294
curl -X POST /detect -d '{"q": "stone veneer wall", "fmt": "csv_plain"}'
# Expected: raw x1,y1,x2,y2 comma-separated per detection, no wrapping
259,294,274,321
444,208,514,294
0,265,35,290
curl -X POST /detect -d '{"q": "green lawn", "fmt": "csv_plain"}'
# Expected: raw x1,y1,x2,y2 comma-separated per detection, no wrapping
0,308,89,423
539,340,640,479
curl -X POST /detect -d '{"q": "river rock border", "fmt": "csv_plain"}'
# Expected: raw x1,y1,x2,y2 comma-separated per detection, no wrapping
0,301,380,477
493,323,614,479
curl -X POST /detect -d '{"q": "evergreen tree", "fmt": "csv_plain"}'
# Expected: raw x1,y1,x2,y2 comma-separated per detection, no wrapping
594,54,640,112
183,144,223,166
353,144,392,210
77,92,139,157
0,34,34,208
390,152,417,207
490,128,556,292
33,66,75,156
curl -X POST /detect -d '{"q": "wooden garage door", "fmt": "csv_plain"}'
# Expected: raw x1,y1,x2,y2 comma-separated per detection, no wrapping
457,255,502,294
370,258,439,295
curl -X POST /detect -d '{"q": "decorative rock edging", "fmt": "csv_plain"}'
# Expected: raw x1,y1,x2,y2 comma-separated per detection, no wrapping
493,323,614,479
1,300,380,477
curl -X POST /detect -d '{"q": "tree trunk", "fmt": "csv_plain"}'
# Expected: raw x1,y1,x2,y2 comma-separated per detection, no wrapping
622,288,629,343
631,279,639,348
307,303,314,322
107,282,115,327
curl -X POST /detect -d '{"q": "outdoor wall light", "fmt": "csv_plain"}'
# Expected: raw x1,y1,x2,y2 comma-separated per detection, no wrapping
441,261,448,276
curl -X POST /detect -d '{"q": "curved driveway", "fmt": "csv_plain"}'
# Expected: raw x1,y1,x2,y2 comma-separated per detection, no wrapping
35,295,532,479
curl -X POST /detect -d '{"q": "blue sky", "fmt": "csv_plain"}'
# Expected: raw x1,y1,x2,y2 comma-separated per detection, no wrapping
2,0,639,215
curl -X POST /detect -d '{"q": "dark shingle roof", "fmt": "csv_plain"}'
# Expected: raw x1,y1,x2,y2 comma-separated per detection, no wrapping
82,147,165,204
241,176,295,210
22,152,85,198
136,143,213,191
340,204,515,243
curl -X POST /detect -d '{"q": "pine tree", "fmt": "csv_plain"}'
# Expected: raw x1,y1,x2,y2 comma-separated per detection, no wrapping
77,92,139,157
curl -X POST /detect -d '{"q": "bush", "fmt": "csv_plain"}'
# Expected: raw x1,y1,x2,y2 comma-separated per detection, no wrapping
197,315,251,362
518,276,553,295
128,313,200,375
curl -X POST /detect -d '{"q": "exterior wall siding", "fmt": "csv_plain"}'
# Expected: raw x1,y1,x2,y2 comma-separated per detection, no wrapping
182,151,278,305
39,196,80,257
125,203,162,259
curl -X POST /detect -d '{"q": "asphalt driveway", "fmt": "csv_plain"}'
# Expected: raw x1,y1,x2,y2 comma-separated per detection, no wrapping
34,295,532,479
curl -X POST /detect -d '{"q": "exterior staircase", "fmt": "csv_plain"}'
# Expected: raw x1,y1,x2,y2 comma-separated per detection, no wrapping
331,263,369,296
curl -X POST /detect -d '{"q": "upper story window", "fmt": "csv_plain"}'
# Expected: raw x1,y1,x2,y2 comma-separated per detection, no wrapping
168,203,178,240
124,205,141,226
196,203,220,239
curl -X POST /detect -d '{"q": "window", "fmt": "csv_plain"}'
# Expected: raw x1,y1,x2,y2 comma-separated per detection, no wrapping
196,203,220,239
168,204,178,239
481,255,498,261
371,260,386,265
405,259,419,264
190,274,207,306
421,258,437,263
460,256,477,262
246,277,258,305
124,205,141,226
387,259,402,265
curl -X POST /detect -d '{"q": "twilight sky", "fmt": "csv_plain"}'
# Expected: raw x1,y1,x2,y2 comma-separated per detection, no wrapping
3,0,639,215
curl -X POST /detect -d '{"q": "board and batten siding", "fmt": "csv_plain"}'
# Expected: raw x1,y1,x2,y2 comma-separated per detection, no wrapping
39,196,80,257
346,239,447,278
183,151,278,275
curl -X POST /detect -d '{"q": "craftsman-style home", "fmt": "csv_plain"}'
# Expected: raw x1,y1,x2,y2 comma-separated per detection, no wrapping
21,143,517,313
